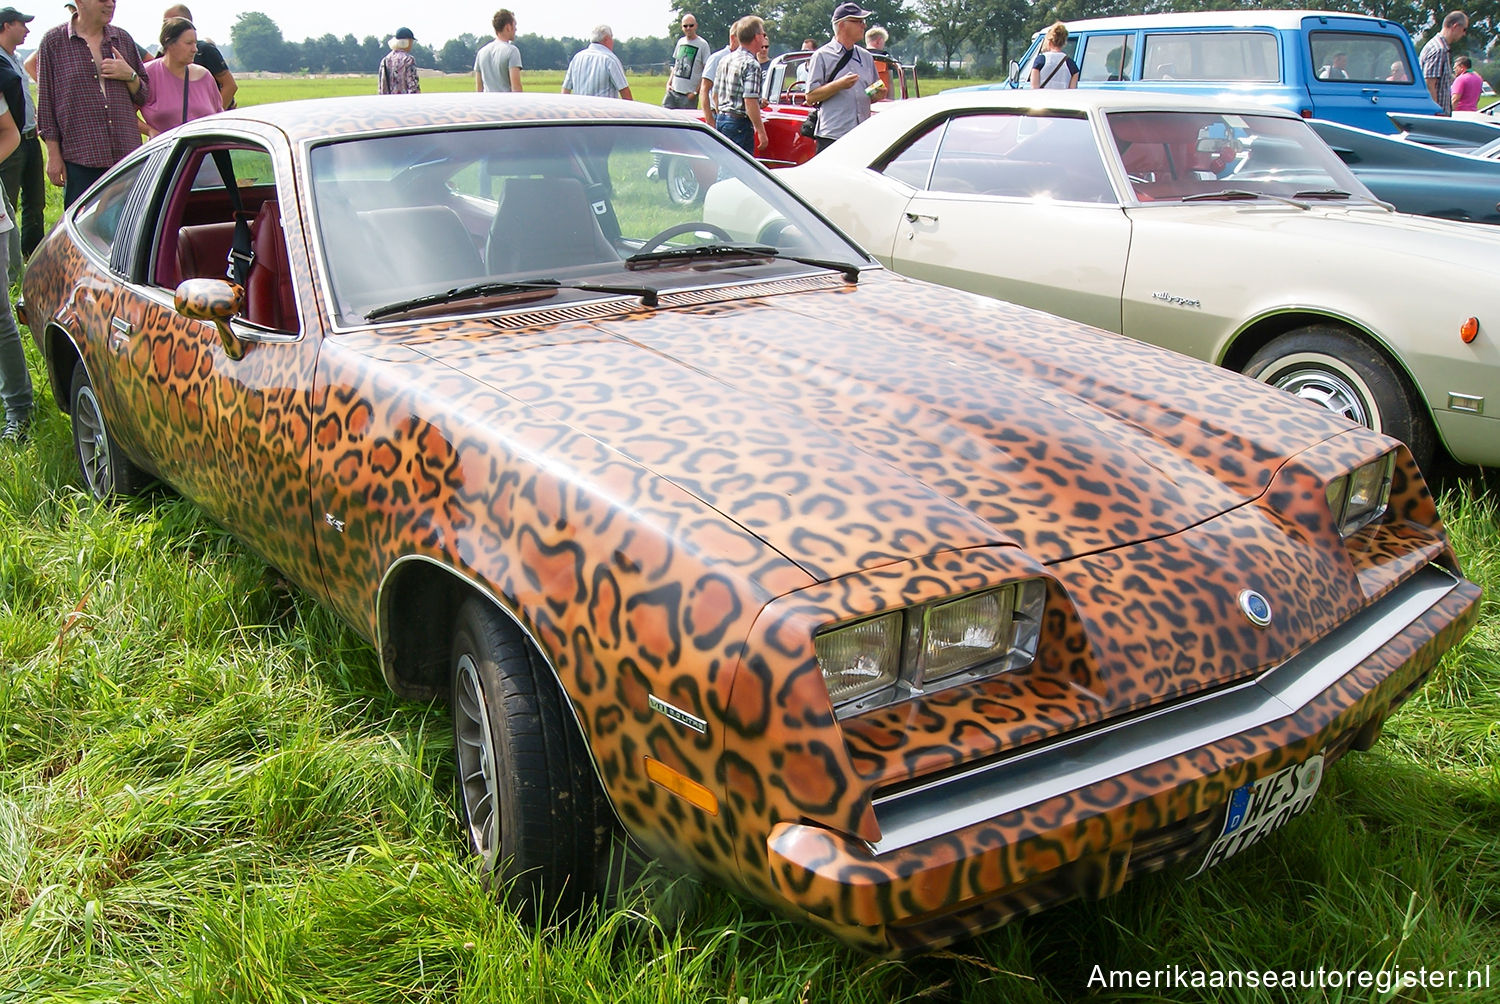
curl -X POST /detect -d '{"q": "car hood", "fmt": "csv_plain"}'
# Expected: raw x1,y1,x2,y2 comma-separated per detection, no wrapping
1130,202,1500,262
400,273,1352,582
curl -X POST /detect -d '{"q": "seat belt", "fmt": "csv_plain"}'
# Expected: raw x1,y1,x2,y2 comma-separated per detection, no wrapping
211,150,255,287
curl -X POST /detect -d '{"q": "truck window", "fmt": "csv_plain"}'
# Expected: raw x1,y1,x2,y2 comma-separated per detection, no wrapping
1080,34,1135,82
1141,31,1278,82
1309,31,1410,84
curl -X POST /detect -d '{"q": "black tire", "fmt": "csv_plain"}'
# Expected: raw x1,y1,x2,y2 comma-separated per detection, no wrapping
664,157,703,207
1244,326,1434,471
450,597,608,920
69,359,150,500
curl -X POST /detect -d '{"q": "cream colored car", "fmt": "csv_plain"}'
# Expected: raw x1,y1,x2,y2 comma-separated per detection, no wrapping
751,89,1500,470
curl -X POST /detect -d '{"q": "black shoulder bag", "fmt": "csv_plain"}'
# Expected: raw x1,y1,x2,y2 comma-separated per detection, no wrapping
801,47,858,138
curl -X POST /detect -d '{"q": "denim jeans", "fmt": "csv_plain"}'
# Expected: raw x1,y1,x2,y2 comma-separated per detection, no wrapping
715,113,753,155
64,162,107,210
0,239,31,424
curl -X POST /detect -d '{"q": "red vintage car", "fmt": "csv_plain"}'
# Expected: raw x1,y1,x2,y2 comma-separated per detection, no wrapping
657,49,919,205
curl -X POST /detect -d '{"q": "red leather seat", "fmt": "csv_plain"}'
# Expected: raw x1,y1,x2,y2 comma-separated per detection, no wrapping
175,222,237,283
245,200,296,331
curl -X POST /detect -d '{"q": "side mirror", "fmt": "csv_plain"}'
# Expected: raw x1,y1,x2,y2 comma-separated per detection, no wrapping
1008,59,1020,87
175,278,247,360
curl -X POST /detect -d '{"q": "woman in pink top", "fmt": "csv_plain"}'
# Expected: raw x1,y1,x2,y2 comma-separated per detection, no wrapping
1451,55,1483,113
139,17,223,137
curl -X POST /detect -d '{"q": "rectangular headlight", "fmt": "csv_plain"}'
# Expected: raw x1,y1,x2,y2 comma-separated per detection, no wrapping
1326,452,1395,537
924,580,1046,683
815,612,903,705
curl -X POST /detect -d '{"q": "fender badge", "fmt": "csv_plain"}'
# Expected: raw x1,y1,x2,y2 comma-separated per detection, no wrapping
648,694,707,734
1238,589,1272,628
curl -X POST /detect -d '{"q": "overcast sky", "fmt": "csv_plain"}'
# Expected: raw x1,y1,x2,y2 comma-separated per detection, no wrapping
85,2,681,52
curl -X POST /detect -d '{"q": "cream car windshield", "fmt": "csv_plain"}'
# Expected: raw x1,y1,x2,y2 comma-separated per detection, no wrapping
308,123,867,325
1107,110,1380,204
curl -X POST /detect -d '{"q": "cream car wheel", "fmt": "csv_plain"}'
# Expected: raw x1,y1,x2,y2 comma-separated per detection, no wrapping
1244,326,1433,471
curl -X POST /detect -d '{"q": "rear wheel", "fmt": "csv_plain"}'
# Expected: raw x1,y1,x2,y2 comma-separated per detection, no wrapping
69,359,150,500
664,157,704,207
450,597,608,920
1244,326,1434,471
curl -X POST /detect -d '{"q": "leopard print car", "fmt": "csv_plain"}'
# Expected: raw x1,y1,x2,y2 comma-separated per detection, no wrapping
20,95,1480,956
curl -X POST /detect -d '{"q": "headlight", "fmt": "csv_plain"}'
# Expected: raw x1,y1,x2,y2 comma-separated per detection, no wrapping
1326,452,1395,537
815,612,903,705
924,581,1046,681
816,579,1047,715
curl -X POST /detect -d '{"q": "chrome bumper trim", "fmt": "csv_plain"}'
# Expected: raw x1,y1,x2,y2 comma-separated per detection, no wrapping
870,564,1459,854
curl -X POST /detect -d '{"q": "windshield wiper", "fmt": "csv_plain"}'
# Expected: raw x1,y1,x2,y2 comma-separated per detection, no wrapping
366,278,659,321
1179,189,1310,209
625,242,861,282
1292,189,1395,210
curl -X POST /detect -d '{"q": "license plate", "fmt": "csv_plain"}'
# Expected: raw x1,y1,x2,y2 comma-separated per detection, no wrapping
1190,752,1325,878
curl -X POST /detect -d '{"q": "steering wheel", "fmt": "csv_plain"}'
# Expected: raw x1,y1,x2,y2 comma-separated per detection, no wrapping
637,221,736,254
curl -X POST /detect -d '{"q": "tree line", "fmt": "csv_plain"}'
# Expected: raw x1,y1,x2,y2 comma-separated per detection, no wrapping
229,2,1494,77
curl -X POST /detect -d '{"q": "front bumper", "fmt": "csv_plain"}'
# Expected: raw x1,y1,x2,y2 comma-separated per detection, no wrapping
764,563,1480,956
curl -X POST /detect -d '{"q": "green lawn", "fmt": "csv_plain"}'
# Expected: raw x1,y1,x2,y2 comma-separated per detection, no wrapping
231,71,998,108
2,76,1498,1002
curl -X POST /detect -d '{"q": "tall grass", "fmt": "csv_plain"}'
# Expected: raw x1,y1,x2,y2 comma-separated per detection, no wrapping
1,82,1497,1001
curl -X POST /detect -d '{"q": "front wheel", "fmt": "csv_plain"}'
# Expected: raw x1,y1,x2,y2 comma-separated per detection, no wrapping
1244,326,1434,471
450,598,608,920
69,359,150,500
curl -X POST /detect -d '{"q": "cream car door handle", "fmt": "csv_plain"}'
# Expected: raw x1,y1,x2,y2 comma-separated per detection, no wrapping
904,211,938,223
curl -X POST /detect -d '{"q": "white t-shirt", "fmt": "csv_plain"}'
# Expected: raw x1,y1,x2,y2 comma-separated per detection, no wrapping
475,38,522,92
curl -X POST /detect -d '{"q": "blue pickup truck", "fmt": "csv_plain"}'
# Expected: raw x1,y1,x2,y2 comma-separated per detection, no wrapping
989,11,1441,133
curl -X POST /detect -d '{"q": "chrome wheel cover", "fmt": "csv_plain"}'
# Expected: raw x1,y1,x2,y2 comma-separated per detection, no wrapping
73,385,113,497
453,652,501,868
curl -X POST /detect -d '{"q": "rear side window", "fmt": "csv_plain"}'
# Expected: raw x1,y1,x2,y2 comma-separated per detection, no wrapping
884,113,1116,204
1079,34,1135,82
1141,31,1278,82
73,161,148,261
1309,31,1412,84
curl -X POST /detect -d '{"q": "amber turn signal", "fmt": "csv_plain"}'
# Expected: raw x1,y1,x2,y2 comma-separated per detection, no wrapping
1460,317,1479,344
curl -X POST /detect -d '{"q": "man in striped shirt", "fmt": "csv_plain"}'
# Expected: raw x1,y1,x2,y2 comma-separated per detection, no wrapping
562,25,632,100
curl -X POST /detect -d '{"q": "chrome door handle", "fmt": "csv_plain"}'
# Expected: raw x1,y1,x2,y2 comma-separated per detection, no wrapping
109,317,133,349
904,212,938,223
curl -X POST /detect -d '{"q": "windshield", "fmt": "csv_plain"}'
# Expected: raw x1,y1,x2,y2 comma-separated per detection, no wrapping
1106,110,1378,204
308,122,868,325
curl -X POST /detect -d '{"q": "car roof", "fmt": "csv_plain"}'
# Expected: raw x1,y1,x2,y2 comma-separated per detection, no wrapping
1044,10,1405,35
807,88,1306,166
905,88,1304,118
204,93,695,144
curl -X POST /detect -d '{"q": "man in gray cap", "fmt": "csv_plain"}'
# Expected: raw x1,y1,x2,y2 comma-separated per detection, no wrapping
0,7,40,276
805,2,883,153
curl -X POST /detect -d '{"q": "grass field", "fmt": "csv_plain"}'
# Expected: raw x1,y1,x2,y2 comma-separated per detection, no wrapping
2,75,1498,1003
231,70,999,108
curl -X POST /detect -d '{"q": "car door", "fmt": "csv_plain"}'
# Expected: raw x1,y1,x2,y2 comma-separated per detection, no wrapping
1304,20,1439,130
884,112,1132,333
103,130,329,599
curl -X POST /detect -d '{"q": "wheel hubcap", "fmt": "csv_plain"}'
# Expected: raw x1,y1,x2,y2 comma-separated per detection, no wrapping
1271,370,1372,429
74,387,113,497
454,653,501,867
668,164,699,203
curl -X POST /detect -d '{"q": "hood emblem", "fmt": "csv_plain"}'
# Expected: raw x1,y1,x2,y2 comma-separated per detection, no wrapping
1238,589,1272,628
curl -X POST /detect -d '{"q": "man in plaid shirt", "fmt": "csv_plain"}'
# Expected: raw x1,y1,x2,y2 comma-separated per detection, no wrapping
36,0,148,207
711,16,767,155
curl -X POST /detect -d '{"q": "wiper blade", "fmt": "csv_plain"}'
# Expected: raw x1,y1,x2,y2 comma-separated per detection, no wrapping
1179,189,1309,209
625,242,779,266
625,242,862,282
366,278,658,321
1292,188,1395,210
